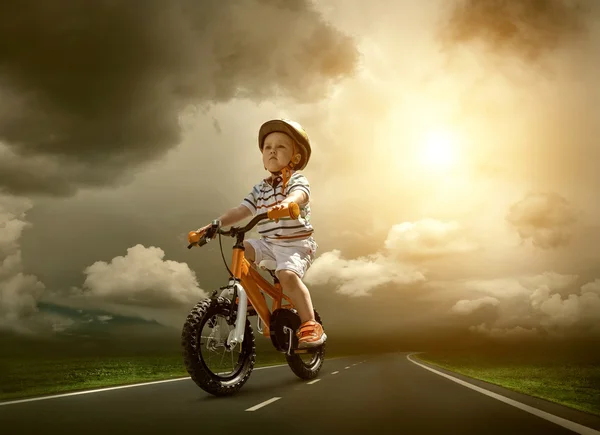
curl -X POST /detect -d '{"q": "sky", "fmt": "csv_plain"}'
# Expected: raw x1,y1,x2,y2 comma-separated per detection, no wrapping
1,0,600,346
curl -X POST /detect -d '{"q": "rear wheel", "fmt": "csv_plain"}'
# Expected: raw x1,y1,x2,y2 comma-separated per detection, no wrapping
285,310,326,380
181,297,255,396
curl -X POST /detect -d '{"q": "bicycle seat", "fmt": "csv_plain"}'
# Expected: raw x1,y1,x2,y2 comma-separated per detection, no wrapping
258,260,277,271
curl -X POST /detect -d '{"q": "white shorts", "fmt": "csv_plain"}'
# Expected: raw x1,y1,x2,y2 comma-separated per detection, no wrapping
246,237,318,279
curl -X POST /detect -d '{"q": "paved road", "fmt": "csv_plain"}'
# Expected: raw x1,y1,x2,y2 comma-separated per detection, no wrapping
1,352,599,435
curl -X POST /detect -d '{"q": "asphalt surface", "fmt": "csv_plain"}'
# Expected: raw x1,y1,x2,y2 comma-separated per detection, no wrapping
1,352,599,435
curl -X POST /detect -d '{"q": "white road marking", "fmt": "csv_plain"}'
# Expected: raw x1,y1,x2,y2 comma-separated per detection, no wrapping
331,371,339,375
407,353,600,435
0,363,289,407
0,355,362,408
307,379,321,385
345,366,350,369
245,397,281,411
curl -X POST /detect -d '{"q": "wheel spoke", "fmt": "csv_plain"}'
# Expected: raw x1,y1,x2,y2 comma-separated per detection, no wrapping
219,347,227,368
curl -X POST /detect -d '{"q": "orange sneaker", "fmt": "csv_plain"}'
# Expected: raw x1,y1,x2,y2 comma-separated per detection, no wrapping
296,320,327,348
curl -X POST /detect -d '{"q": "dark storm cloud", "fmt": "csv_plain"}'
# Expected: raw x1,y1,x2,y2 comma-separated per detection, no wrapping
440,0,593,60
0,0,358,196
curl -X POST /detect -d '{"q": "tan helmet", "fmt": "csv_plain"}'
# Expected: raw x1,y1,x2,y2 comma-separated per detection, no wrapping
258,119,311,170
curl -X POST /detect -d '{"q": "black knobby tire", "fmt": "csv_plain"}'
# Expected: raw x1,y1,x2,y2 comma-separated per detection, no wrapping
181,297,256,396
285,310,326,380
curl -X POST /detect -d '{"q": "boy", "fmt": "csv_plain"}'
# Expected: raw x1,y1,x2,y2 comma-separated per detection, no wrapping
191,119,326,348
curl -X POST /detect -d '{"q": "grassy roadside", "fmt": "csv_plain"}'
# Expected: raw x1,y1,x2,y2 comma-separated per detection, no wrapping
414,351,600,417
0,352,290,401
0,345,359,402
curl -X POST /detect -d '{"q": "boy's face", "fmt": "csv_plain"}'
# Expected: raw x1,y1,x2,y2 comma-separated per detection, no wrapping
262,132,299,173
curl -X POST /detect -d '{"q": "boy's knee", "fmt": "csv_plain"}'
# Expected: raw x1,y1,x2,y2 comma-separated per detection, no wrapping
276,269,299,285
243,241,255,262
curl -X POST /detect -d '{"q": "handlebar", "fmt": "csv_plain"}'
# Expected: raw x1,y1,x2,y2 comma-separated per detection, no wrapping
187,202,300,249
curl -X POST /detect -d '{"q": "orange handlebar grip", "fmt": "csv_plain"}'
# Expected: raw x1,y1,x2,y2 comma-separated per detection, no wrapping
187,231,202,245
267,202,300,220
288,202,300,219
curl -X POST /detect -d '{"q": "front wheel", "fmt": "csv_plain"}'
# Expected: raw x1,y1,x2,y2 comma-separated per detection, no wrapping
286,310,326,380
181,297,256,396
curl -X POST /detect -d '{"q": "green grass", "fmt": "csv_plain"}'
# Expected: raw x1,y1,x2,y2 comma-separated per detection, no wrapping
0,322,368,402
415,351,600,417
0,352,288,401
0,337,359,402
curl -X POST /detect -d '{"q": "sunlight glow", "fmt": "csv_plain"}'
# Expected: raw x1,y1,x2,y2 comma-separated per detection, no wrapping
420,129,459,169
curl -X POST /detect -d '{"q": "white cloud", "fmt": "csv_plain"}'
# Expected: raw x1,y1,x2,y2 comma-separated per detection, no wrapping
460,278,531,299
0,195,45,333
43,244,210,328
97,315,113,322
385,219,479,260
520,271,579,292
305,218,479,297
506,192,577,249
449,272,600,339
582,279,600,295
50,316,76,333
77,244,207,307
533,287,600,329
305,249,424,297
459,272,580,299
0,195,209,332
451,296,499,315
469,324,539,340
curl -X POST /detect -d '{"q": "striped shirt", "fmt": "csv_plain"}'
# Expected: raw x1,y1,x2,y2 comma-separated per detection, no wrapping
240,171,314,241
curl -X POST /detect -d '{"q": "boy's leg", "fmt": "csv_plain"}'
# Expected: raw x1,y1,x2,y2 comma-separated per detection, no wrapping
276,269,315,323
244,239,277,267
272,241,315,322
273,239,326,347
276,269,326,347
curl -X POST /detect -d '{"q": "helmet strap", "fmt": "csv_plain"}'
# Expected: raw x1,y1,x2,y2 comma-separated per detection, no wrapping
280,141,300,192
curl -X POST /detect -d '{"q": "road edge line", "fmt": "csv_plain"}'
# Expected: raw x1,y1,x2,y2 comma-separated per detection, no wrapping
406,353,600,435
0,355,357,407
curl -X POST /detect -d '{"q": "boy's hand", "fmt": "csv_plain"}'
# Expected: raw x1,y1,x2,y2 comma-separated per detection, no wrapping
187,227,205,246
188,224,212,245
268,203,284,223
269,203,287,213
268,202,297,223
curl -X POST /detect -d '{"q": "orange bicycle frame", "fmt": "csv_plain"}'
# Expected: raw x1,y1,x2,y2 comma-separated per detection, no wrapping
230,246,294,337
188,203,301,338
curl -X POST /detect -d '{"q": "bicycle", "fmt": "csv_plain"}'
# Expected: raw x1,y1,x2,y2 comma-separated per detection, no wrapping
182,202,325,396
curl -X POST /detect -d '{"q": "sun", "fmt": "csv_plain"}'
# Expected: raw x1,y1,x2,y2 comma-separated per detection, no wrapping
420,129,459,169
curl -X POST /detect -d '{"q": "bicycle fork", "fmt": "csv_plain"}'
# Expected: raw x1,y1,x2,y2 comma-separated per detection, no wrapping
219,279,247,349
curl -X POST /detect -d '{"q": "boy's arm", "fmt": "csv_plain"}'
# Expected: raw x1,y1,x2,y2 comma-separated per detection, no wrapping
196,205,251,234
216,205,252,227
281,189,308,207
280,174,310,207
